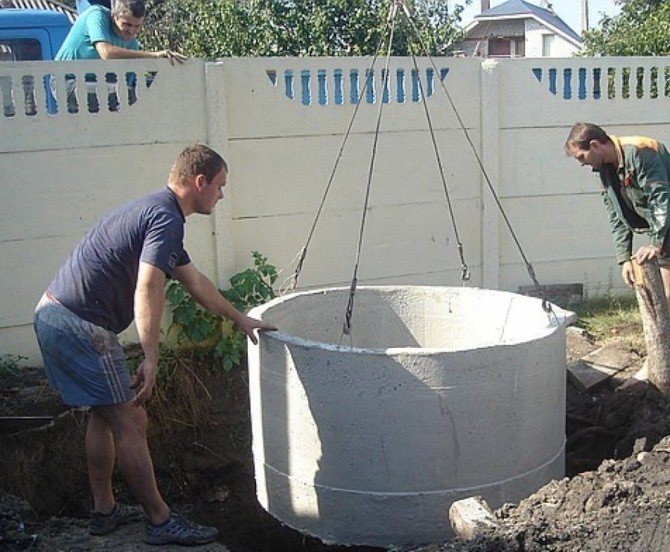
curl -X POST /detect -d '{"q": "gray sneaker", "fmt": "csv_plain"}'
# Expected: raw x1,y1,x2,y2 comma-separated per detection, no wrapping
90,502,143,535
144,513,219,546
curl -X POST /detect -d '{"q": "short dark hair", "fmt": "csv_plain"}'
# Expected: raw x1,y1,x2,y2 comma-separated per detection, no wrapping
112,0,146,19
169,144,228,187
564,122,611,153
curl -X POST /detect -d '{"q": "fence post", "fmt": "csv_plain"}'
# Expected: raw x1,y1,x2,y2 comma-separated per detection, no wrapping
205,61,237,288
480,59,500,289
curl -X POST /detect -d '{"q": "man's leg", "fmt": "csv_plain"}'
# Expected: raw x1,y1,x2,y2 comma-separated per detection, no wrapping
86,411,116,514
94,401,170,525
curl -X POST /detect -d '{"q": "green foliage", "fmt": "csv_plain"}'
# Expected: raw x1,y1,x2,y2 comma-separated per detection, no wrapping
140,0,469,58
582,0,670,56
224,251,278,311
0,353,26,377
165,251,277,371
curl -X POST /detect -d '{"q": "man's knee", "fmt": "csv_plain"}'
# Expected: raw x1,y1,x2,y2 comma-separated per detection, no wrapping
95,402,149,437
127,405,149,434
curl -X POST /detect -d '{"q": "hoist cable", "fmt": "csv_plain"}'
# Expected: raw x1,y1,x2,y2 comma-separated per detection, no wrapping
343,2,399,336
400,5,552,313
285,16,396,294
408,49,470,282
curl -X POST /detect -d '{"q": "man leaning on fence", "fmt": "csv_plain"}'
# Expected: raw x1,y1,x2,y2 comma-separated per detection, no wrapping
56,0,185,112
33,144,276,546
565,122,670,311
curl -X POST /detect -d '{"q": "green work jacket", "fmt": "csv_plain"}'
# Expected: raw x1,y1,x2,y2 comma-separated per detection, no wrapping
599,135,670,265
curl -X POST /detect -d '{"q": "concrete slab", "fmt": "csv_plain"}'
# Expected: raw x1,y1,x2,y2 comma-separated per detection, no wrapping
568,340,638,391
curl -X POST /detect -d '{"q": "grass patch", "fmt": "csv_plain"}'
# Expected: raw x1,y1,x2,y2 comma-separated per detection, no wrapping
0,353,26,377
572,295,644,353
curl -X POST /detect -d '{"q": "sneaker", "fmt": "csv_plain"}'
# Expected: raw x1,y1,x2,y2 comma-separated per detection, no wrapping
90,502,143,536
144,513,219,546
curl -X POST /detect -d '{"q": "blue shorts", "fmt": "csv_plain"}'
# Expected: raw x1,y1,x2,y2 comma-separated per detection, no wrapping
33,294,134,407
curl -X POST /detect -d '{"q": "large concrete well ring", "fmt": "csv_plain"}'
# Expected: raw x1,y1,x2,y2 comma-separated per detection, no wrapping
247,285,576,547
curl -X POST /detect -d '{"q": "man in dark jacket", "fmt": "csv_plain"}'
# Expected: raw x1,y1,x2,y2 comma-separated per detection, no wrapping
565,122,670,310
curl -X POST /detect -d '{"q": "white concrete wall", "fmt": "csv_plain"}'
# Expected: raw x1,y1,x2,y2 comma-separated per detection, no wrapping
0,59,212,361
2,56,669,362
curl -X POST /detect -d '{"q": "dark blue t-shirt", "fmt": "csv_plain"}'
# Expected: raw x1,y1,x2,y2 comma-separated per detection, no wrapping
49,188,190,333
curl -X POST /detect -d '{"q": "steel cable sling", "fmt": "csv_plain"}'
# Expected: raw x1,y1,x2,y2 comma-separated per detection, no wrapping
288,0,476,338
399,2,553,316
341,1,402,336
286,0,553,339
284,9,395,295
283,1,404,337
406,48,470,283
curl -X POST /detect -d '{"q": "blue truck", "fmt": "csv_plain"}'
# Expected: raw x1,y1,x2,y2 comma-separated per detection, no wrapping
0,8,72,115
0,9,72,61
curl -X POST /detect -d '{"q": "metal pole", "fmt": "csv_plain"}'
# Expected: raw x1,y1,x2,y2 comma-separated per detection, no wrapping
582,0,590,32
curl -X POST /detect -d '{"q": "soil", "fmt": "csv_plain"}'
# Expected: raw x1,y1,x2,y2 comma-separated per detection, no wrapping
2,327,670,552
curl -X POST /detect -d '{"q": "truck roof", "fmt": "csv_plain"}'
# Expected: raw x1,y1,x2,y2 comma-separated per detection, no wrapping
0,9,72,29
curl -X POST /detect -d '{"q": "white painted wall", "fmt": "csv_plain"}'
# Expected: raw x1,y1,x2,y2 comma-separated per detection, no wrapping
525,19,580,58
1,56,669,362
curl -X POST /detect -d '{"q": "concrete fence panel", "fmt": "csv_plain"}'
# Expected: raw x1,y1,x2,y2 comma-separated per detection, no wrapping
2,56,670,362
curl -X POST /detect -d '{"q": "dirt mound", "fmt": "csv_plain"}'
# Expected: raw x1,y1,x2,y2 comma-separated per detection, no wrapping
423,434,670,551
413,331,670,552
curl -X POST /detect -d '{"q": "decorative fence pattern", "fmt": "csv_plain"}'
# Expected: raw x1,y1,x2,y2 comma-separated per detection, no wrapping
1,69,159,117
267,66,450,105
532,61,670,100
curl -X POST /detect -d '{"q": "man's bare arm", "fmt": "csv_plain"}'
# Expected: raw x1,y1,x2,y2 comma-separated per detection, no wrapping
95,42,186,64
132,261,166,405
174,263,276,344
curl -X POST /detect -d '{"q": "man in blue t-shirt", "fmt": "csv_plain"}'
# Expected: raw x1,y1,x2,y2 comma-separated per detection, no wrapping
34,144,276,546
56,0,185,112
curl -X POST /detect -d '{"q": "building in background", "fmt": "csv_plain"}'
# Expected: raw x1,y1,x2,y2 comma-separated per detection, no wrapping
458,0,582,58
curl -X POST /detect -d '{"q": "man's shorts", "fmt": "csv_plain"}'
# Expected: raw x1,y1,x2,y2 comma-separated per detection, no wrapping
33,293,134,407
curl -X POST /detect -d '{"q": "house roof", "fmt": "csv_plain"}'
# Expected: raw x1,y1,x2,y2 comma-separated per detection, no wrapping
2,0,76,23
474,0,581,45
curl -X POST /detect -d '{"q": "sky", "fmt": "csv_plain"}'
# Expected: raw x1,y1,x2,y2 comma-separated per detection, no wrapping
452,0,622,34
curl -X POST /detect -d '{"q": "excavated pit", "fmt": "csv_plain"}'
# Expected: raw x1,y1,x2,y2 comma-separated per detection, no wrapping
247,285,575,547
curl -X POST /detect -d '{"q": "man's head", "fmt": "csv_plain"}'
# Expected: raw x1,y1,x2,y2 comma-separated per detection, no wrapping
169,144,228,215
111,0,146,42
565,122,614,171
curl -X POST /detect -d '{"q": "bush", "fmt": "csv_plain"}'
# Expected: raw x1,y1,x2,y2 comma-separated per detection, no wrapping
165,251,277,371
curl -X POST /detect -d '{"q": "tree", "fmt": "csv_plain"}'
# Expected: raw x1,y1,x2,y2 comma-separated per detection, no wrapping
582,0,670,56
140,0,469,59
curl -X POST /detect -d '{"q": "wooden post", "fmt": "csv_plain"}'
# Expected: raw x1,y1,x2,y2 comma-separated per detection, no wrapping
632,258,670,396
